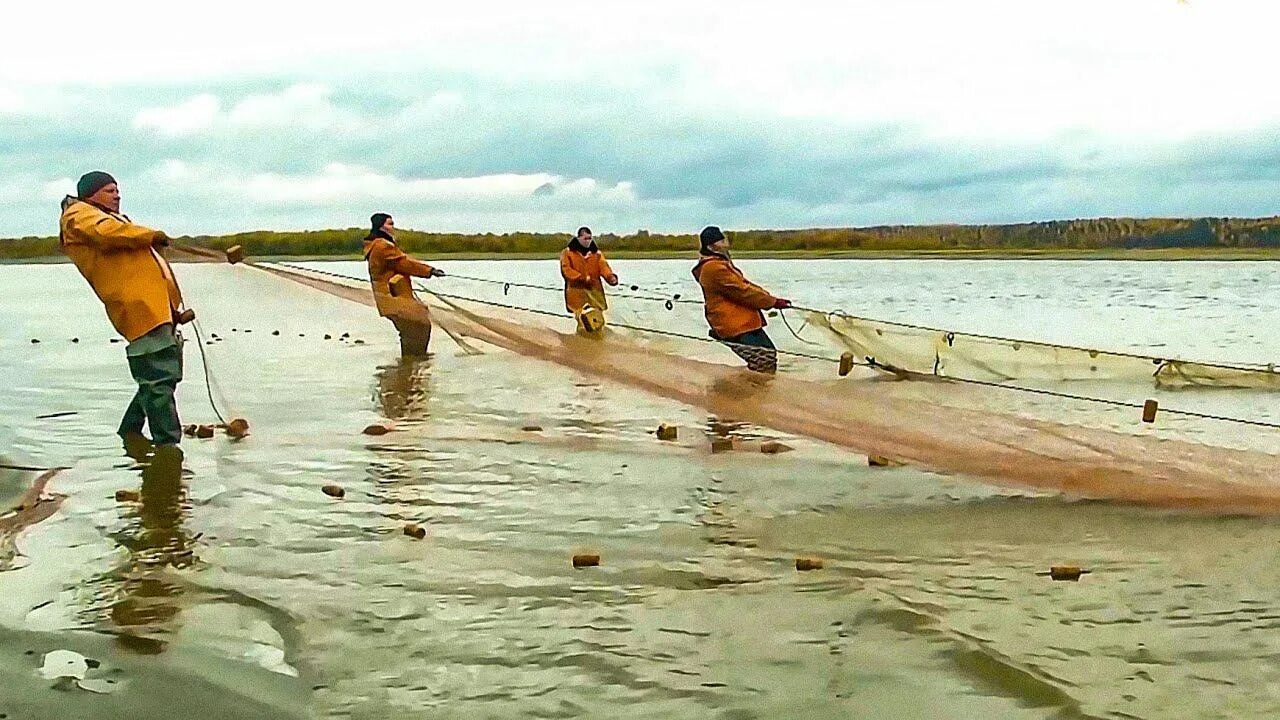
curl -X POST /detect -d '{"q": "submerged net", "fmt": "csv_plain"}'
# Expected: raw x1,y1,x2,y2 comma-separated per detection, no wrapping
807,312,1280,388
254,262,1280,515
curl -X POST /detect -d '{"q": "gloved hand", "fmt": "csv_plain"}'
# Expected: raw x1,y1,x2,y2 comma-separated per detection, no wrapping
605,274,620,286
772,298,793,309
152,231,171,247
430,268,446,278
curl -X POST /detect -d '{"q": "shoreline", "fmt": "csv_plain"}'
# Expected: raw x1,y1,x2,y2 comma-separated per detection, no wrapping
5,247,1280,264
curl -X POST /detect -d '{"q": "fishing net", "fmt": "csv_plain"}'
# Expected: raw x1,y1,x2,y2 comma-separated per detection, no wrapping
806,312,1280,388
252,262,1280,515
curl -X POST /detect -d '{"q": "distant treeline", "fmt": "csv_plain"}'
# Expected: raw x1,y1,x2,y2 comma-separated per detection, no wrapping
7,216,1280,259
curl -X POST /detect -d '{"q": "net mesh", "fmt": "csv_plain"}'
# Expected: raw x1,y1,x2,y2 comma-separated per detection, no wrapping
807,312,1280,388
258,262,1280,515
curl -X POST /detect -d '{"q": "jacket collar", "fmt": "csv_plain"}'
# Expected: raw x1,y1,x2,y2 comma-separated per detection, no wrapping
568,238,598,255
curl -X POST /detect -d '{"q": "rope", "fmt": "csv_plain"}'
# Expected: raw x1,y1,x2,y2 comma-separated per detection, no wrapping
270,263,833,365
778,310,823,347
265,262,1280,431
0,463,64,473
444,271,688,307
436,269,1280,375
190,320,228,426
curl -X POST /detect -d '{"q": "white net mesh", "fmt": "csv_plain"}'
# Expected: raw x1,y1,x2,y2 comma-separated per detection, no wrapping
807,312,1280,388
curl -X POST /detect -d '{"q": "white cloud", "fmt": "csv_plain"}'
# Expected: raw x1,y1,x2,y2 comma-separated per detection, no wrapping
227,83,356,131
132,84,359,137
0,88,27,115
4,1,1280,236
133,94,221,136
238,164,636,207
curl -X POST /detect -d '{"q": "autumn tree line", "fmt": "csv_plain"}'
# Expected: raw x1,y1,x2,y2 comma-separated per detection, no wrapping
5,216,1280,259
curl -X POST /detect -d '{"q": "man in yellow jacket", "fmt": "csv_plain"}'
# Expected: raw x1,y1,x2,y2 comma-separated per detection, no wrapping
363,213,444,357
60,171,188,448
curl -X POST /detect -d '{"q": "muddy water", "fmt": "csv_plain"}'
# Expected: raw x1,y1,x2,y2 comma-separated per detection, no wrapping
2,259,1280,719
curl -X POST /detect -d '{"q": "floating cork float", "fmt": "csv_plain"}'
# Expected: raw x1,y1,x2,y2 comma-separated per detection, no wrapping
195,425,215,439
796,557,824,571
114,489,140,503
710,438,734,454
522,425,543,432
321,484,345,498
362,422,393,436
760,441,793,455
183,424,197,437
838,352,855,377
1142,399,1158,423
655,424,678,441
572,553,601,568
225,418,250,439
403,523,426,540
1040,565,1091,581
225,245,245,264
868,455,901,467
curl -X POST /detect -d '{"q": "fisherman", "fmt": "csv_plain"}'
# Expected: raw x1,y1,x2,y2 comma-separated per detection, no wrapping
692,226,791,373
559,226,619,333
59,171,189,450
363,213,445,357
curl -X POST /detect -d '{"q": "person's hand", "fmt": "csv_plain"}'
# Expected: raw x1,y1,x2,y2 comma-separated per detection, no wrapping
605,274,619,286
431,268,446,278
772,298,793,309
152,231,171,247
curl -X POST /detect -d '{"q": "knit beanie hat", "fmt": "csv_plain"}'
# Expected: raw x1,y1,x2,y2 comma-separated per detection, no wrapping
699,225,726,252
76,171,116,199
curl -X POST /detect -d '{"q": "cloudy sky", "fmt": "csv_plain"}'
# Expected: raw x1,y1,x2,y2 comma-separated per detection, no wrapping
2,0,1277,237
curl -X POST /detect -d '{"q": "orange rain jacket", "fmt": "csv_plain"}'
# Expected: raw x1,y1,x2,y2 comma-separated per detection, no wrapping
363,236,436,323
59,198,183,342
691,254,779,339
559,245,618,312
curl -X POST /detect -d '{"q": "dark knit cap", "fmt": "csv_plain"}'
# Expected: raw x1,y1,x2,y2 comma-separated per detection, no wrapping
699,225,726,251
370,213,392,232
76,171,117,200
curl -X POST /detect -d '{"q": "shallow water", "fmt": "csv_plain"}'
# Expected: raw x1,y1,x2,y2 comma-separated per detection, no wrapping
3,259,1280,719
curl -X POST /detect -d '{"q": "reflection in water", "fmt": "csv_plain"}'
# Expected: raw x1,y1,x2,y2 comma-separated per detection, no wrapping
367,358,435,506
373,357,433,422
106,446,196,654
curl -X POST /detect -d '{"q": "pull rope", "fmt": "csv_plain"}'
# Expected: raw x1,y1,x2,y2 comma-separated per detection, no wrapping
265,262,1280,431
444,270,1279,375
190,320,229,426
444,271,688,308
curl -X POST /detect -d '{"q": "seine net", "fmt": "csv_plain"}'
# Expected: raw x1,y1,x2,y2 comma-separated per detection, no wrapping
806,311,1280,388
256,262,1280,515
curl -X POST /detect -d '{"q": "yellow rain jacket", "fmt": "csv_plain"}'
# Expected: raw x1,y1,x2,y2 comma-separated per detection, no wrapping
363,235,435,323
59,198,183,342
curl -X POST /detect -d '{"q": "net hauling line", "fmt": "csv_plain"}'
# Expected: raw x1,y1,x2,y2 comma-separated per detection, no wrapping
266,261,1280,432
240,260,1280,514
439,270,1280,384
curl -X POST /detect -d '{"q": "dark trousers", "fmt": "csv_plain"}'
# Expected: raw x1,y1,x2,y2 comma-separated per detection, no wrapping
390,317,433,357
718,328,778,374
119,343,184,446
